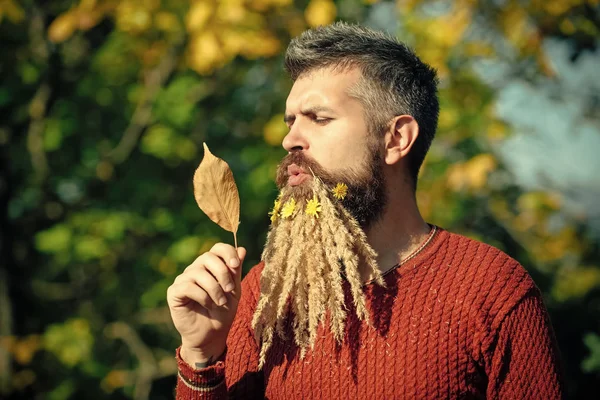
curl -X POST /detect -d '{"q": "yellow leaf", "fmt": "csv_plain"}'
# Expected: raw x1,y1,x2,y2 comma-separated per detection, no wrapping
305,0,336,28
463,41,496,57
0,0,25,23
221,29,246,56
447,154,497,192
48,12,77,43
239,30,281,58
186,1,213,33
193,143,240,244
552,266,600,301
543,0,574,16
487,120,508,140
155,11,181,32
217,0,247,23
13,335,41,365
188,31,225,74
263,113,287,146
500,5,532,49
430,7,471,48
115,2,151,33
438,108,460,130
101,370,131,393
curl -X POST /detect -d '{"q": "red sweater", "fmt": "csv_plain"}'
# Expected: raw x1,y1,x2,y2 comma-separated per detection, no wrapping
175,227,564,399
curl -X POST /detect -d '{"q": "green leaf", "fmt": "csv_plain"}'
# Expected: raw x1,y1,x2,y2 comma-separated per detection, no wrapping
35,224,72,254
43,319,93,367
582,333,600,373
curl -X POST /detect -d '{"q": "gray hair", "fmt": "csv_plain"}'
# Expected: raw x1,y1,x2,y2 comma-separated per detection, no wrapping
284,21,439,188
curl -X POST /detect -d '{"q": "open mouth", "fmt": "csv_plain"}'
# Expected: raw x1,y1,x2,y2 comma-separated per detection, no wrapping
287,164,311,186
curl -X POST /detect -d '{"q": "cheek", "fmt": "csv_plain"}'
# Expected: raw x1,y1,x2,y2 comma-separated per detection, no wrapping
316,139,371,174
309,120,372,172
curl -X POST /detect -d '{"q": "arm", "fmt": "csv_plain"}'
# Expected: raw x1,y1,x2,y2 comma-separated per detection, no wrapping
175,265,265,399
484,288,565,399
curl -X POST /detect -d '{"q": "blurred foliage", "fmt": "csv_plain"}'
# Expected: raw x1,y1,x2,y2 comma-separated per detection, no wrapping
1,0,599,399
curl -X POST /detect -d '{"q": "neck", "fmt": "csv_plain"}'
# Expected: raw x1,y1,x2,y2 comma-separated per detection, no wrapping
362,188,431,282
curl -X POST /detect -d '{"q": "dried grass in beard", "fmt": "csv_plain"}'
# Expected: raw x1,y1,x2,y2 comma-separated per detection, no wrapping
252,220,292,335
338,206,384,287
316,181,371,324
256,211,312,368
273,217,305,337
319,223,347,342
305,220,327,349
292,213,311,355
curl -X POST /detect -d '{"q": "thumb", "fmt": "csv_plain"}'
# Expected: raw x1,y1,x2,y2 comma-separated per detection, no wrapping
233,246,246,284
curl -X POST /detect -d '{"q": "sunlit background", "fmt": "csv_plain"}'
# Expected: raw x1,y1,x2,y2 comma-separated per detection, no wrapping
1,0,599,399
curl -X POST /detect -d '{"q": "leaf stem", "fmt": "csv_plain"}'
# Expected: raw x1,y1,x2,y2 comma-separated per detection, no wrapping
233,231,238,249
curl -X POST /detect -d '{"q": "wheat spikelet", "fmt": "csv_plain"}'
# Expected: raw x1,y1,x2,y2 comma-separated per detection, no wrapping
339,206,384,286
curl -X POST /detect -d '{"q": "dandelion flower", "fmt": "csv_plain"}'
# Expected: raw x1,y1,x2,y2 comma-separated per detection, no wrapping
332,183,348,200
269,199,282,222
280,198,296,219
305,196,322,218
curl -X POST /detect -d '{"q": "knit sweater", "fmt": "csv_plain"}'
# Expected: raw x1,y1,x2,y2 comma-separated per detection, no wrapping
175,227,564,399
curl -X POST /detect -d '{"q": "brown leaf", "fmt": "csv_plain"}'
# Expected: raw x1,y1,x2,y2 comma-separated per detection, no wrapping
193,143,240,236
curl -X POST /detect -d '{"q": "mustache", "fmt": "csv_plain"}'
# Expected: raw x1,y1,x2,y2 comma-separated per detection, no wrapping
275,151,332,189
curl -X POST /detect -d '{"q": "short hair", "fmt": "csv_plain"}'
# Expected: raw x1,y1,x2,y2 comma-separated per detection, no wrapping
284,22,439,189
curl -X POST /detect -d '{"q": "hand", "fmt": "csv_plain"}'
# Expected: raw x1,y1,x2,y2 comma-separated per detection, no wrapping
167,243,246,365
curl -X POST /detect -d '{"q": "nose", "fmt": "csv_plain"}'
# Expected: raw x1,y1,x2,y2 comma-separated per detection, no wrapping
282,120,309,152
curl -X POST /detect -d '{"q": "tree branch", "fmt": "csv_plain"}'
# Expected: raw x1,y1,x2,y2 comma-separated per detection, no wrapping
104,321,176,400
106,45,181,165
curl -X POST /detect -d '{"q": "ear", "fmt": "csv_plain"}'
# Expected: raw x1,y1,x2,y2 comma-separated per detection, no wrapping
384,115,419,165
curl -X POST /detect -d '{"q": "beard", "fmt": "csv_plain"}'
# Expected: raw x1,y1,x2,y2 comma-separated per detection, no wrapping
276,149,387,230
251,148,388,369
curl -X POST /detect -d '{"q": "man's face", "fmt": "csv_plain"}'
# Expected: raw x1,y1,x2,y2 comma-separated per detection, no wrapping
280,66,386,228
283,66,375,183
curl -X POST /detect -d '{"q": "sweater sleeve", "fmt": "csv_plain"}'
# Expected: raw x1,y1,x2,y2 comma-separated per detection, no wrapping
484,287,565,399
175,264,265,399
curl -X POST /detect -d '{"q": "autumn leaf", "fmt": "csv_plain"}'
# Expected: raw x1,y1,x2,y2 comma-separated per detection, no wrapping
193,143,240,247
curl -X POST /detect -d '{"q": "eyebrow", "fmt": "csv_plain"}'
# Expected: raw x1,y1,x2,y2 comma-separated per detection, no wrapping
284,106,335,124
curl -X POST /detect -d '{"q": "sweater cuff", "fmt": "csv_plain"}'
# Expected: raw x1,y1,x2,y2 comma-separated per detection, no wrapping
176,346,226,393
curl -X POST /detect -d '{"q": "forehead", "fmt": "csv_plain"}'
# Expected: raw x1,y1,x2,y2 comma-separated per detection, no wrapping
285,66,363,111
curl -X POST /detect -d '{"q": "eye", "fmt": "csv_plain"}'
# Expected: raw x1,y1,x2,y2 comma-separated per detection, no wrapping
314,117,331,125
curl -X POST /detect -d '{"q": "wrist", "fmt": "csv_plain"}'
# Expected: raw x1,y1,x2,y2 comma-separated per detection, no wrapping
180,345,226,368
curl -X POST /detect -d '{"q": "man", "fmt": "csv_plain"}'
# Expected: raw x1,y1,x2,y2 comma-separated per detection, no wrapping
167,22,565,399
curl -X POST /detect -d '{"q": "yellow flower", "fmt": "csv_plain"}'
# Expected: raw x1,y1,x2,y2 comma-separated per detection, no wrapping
305,196,322,218
280,198,296,219
332,183,348,200
269,198,282,222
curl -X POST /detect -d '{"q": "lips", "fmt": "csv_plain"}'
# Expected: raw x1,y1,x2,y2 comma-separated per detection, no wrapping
287,163,310,186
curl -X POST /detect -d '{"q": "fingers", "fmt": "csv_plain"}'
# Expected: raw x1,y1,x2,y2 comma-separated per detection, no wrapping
202,252,236,293
210,243,244,272
168,281,212,309
169,243,247,311
173,268,227,307
207,243,246,288
192,268,228,306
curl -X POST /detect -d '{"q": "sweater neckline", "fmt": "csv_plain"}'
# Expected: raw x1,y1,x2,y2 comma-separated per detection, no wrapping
361,224,448,286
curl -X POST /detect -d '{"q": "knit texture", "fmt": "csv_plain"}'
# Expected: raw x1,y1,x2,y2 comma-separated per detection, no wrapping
175,227,565,399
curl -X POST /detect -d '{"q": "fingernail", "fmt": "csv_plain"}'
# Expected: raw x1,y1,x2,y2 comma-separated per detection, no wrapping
229,258,240,268
217,296,227,306
225,283,235,292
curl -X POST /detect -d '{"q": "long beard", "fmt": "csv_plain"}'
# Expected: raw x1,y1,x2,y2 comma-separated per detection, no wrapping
251,153,387,369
